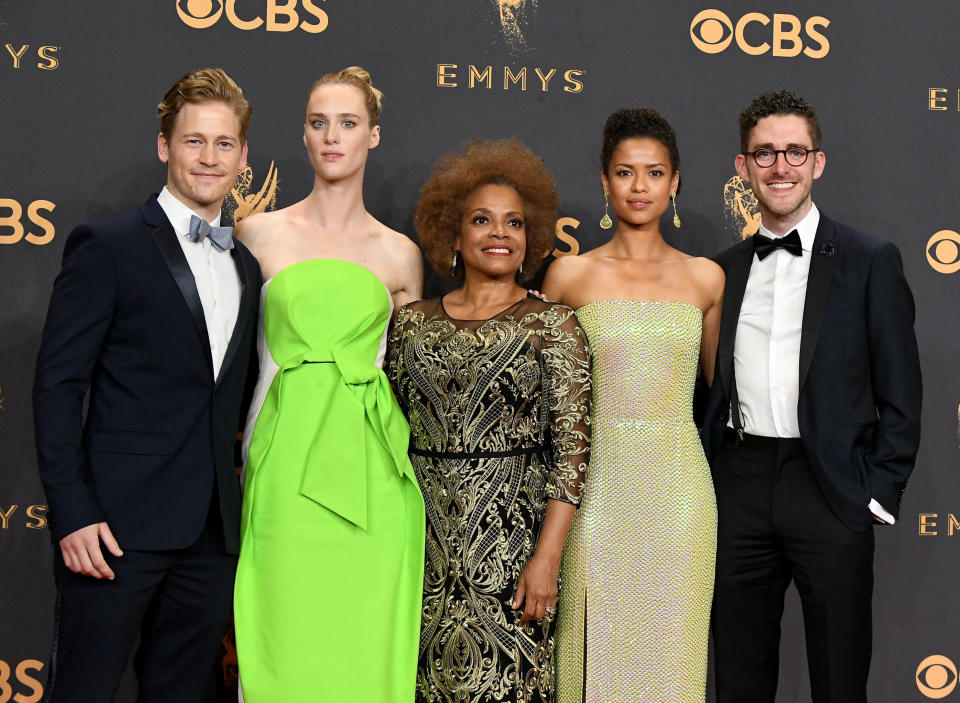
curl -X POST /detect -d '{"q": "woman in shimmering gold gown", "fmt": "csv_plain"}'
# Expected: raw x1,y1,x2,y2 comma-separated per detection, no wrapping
388,139,592,703
543,109,725,703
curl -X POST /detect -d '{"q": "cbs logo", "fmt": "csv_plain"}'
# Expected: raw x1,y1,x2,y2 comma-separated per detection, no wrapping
0,199,55,246
927,230,960,274
917,655,958,699
0,659,43,703
690,9,830,59
176,0,328,33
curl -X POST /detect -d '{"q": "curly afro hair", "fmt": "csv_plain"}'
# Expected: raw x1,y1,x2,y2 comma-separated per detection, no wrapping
414,138,559,284
601,108,680,190
738,90,821,154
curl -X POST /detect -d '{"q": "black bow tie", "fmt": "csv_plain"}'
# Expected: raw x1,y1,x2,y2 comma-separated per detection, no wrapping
753,229,802,261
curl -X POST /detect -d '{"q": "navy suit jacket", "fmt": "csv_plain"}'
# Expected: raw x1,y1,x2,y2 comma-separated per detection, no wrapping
701,212,922,531
33,195,261,554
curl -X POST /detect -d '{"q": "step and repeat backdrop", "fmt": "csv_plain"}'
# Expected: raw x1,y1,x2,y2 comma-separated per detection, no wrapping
1,1,957,701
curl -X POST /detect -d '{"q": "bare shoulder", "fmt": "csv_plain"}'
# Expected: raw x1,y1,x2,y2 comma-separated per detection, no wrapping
546,253,593,282
687,256,725,290
372,223,423,303
380,225,421,261
684,256,725,307
543,254,584,298
579,245,604,259
544,253,604,306
234,208,289,253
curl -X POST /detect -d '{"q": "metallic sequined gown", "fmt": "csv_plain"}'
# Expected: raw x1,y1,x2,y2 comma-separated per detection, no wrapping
388,296,592,703
556,300,717,703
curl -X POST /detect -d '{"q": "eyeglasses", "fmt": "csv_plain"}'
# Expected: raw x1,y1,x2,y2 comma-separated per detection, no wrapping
745,147,819,168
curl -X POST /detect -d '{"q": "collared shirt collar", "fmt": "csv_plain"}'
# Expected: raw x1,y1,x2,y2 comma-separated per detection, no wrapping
757,202,819,253
157,186,222,239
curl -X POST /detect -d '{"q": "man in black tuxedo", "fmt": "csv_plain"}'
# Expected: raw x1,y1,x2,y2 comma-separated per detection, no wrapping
702,91,922,702
33,68,261,702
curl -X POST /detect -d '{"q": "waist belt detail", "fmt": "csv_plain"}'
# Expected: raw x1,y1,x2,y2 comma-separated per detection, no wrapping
410,444,547,459
723,427,803,448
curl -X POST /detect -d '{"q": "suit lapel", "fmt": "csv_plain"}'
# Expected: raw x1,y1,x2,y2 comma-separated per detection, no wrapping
216,245,258,385
144,199,214,375
799,213,838,391
717,242,754,402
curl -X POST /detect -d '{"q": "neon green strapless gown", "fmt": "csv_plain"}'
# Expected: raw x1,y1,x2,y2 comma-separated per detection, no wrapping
235,259,425,702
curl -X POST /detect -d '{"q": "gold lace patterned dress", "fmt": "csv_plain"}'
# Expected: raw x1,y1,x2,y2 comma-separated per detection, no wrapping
387,296,592,703
556,300,717,703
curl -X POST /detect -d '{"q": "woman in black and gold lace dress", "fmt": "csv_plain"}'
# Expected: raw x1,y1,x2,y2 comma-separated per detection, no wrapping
387,139,591,703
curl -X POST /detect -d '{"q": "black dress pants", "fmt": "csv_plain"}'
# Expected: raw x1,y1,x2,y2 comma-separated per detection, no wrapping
712,432,874,703
43,504,236,703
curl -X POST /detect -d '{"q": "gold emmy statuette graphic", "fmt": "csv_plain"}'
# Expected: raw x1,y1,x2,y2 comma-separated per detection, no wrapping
496,0,537,52
226,162,280,223
917,655,958,699
722,176,762,241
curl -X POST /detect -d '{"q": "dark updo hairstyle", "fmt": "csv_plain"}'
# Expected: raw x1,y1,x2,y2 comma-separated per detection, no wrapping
738,90,821,154
601,108,681,193
414,138,560,284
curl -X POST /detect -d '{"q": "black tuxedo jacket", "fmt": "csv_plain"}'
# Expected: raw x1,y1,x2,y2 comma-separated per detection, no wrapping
33,195,261,554
701,212,922,531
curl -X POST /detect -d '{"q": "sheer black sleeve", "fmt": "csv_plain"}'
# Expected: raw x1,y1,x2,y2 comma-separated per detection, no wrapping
539,304,591,505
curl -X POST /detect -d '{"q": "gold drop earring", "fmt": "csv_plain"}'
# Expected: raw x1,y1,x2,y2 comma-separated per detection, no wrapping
671,192,681,229
600,192,613,230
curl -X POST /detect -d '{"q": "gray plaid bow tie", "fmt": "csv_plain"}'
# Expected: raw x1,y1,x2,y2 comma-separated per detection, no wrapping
187,215,234,251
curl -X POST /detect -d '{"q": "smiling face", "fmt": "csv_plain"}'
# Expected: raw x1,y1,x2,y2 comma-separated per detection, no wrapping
601,137,679,230
157,100,247,221
735,113,825,234
303,83,380,182
455,183,527,282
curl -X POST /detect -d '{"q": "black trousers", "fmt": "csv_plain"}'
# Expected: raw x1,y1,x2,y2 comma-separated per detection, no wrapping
43,503,236,703
712,432,874,703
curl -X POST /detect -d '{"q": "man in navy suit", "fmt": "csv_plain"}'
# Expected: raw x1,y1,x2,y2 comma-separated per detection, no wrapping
33,68,261,702
702,91,922,703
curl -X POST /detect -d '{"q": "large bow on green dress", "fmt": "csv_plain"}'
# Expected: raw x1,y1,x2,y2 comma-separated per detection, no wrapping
247,345,413,530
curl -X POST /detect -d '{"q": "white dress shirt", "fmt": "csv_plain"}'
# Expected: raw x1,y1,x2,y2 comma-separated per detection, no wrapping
732,203,894,523
157,187,241,379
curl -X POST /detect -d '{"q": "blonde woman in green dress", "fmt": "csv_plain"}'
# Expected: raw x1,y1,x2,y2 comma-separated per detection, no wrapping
543,109,724,703
233,67,425,702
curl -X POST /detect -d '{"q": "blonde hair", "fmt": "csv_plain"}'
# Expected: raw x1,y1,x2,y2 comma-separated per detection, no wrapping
309,66,383,125
157,67,252,142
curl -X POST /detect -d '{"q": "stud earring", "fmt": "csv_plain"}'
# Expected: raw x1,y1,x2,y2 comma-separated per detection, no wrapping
450,250,460,278
600,192,613,230
671,193,681,229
